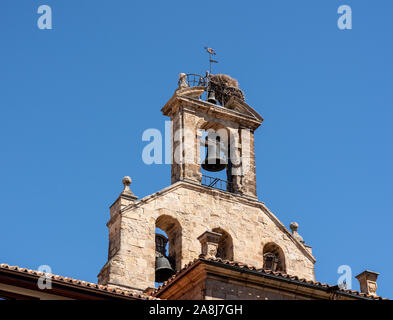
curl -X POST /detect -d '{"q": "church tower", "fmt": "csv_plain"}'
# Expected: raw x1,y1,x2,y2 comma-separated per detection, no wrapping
98,72,316,292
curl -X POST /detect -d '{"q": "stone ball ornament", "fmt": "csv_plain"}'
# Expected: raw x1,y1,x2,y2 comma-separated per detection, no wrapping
122,176,132,186
289,222,299,232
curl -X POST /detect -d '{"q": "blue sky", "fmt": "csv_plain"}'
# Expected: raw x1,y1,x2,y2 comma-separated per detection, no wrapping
0,1,392,298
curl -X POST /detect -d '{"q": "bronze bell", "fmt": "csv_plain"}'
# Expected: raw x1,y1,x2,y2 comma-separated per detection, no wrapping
155,253,175,283
207,90,217,104
155,234,175,283
202,135,227,172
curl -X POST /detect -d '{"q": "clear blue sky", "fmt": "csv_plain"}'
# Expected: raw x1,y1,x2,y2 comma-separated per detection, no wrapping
1,1,392,298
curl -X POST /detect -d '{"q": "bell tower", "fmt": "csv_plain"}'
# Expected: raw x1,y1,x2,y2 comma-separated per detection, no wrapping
98,72,316,292
164,73,263,199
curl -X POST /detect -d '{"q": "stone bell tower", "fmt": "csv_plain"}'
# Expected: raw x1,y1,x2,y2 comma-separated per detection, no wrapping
163,73,262,199
98,73,316,292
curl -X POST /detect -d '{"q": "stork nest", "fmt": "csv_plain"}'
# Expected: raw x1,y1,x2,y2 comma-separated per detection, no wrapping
209,74,245,106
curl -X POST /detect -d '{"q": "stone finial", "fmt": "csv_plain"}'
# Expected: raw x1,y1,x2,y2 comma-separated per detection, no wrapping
290,222,305,245
355,270,380,296
121,176,134,195
197,231,222,258
178,73,188,89
289,222,298,232
108,176,137,221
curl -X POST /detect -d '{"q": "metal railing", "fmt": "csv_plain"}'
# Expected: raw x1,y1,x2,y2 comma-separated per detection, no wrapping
178,73,207,88
201,174,233,193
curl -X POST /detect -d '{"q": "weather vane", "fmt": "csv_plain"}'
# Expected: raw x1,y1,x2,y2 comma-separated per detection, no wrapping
204,46,218,74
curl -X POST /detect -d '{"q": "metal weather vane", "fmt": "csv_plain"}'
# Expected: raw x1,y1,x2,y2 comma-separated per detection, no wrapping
204,46,218,74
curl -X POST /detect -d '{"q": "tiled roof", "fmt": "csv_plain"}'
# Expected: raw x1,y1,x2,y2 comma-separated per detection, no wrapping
2,260,386,300
0,263,156,300
154,256,386,300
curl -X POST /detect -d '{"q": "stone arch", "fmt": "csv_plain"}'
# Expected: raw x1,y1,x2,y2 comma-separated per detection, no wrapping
197,119,237,192
212,227,234,261
155,214,182,271
262,242,286,273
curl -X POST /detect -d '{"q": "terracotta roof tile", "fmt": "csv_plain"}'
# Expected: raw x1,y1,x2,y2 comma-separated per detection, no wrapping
2,261,386,300
0,263,157,300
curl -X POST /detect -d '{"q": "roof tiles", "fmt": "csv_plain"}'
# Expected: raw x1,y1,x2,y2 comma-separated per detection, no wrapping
0,263,156,300
154,256,386,300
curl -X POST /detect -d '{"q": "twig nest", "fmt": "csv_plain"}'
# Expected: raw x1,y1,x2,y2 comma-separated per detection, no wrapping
209,74,245,106
210,74,239,88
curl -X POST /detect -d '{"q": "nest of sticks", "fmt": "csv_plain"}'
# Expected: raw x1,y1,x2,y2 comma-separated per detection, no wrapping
209,74,245,106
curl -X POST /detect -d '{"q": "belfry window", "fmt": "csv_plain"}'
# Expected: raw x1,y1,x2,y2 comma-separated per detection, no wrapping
155,215,182,283
200,127,233,193
155,232,175,283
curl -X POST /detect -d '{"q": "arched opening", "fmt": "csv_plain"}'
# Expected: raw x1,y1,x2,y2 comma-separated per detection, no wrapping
212,227,234,260
155,215,182,274
262,242,286,273
199,124,234,193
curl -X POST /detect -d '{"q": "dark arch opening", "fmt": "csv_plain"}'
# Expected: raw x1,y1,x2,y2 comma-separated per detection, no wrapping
155,215,182,272
199,124,234,193
212,227,234,261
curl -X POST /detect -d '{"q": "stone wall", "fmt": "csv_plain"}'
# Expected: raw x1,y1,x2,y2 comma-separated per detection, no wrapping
173,281,205,300
168,97,259,199
98,181,315,291
98,88,315,291
204,278,311,300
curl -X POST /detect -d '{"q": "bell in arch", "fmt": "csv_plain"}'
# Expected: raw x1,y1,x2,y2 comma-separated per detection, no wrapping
206,90,217,104
201,134,227,172
155,233,175,283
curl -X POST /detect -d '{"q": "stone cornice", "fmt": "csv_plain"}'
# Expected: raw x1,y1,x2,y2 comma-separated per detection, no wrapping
161,93,262,130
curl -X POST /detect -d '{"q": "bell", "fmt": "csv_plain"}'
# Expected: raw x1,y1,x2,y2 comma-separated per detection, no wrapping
155,253,175,283
202,135,227,172
155,234,175,282
206,90,217,104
